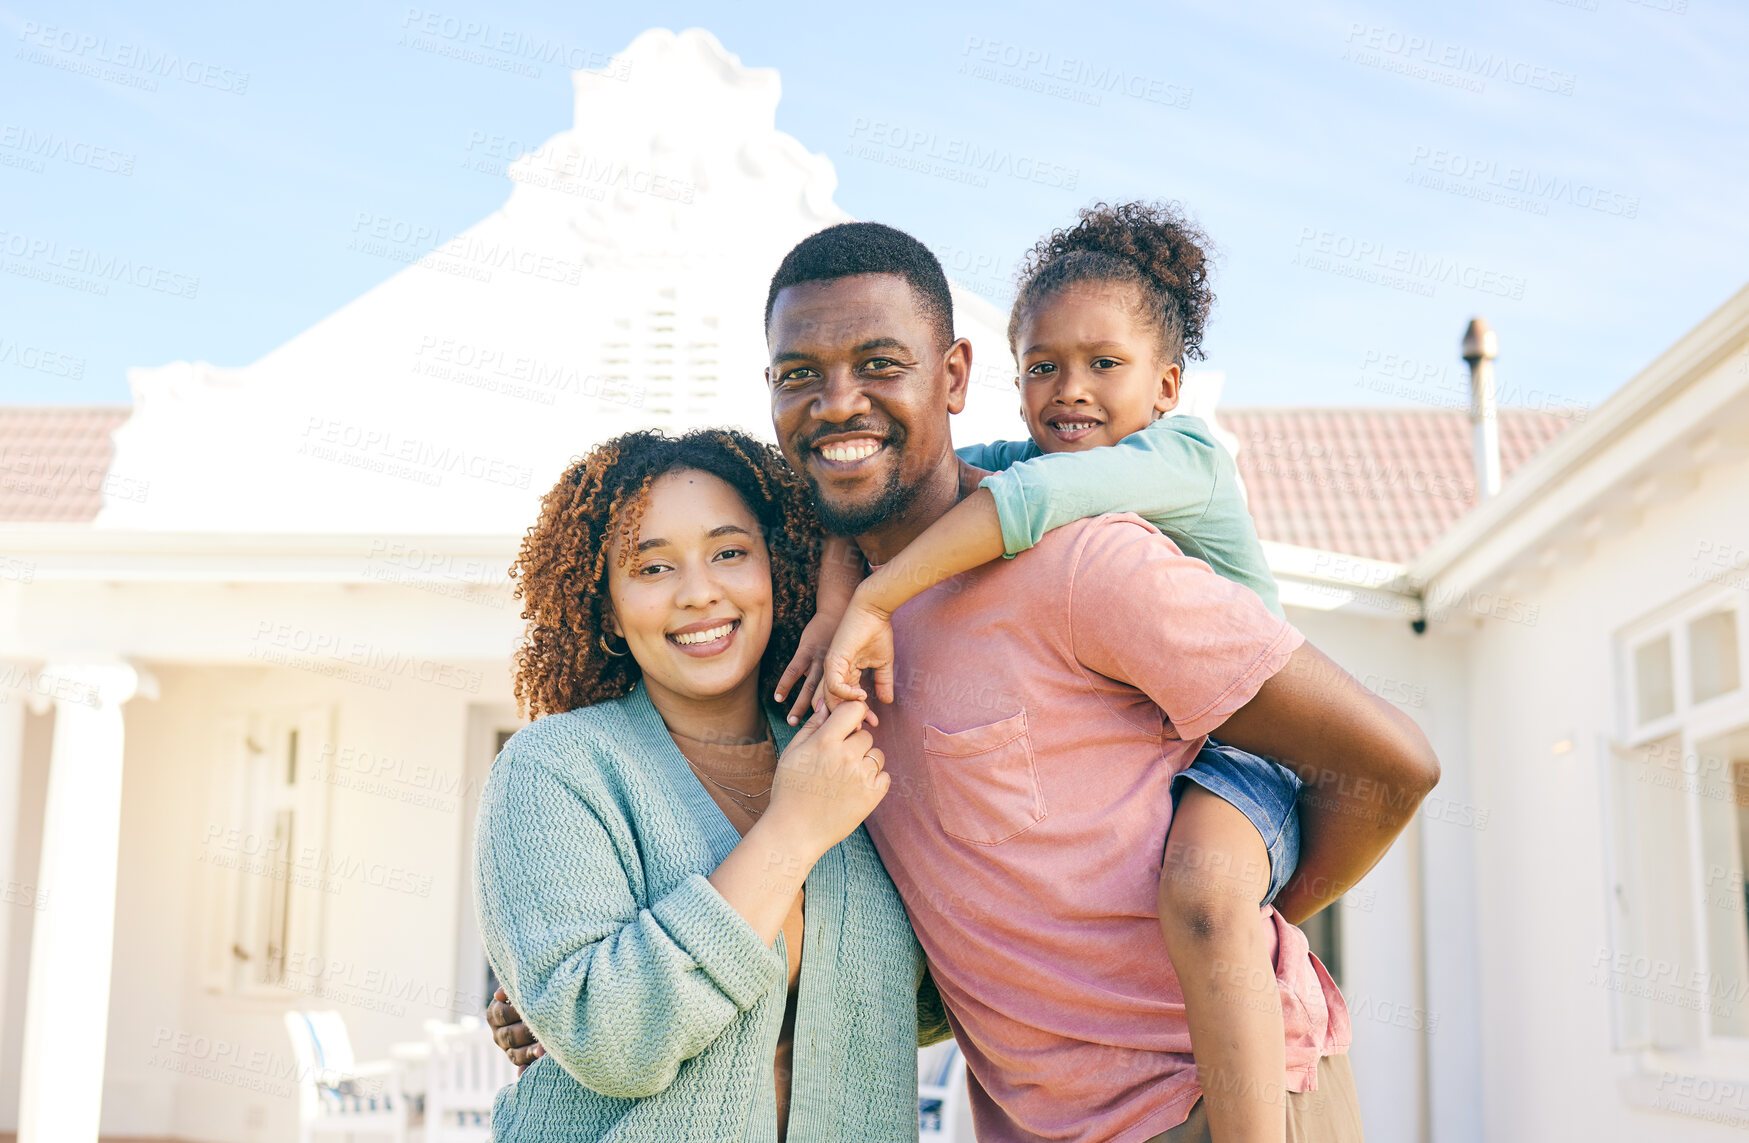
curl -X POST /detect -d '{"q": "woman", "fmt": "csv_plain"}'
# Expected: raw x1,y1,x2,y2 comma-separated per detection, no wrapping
474,427,948,1141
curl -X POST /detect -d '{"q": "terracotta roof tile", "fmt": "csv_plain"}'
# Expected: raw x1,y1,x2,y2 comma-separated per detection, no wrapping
1221,407,1577,564
0,407,132,522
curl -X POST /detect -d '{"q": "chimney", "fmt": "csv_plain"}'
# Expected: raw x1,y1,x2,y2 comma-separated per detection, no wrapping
1462,316,1501,501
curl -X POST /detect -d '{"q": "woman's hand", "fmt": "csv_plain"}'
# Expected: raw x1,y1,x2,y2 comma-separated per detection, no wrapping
759,701,889,861
707,702,889,946
822,594,897,708
772,608,838,726
486,987,545,1072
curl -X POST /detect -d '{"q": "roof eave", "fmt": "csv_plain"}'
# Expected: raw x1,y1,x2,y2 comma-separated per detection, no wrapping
1408,281,1749,600
0,526,521,583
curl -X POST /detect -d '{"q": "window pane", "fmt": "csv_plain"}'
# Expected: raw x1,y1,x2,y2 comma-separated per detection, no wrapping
1300,898,1342,989
1691,610,1742,706
1696,742,1749,1038
1637,635,1676,724
1615,735,1703,1047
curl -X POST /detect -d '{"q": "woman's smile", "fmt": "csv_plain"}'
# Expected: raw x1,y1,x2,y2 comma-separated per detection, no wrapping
668,617,742,656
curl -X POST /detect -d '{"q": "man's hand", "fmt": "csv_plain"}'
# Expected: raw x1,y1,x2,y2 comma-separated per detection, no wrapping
822,596,897,707
773,609,837,725
487,986,545,1071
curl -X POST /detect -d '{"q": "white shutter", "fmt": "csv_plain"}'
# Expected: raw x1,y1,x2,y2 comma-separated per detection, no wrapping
247,714,295,990
285,705,334,979
200,714,250,993
1600,733,1701,1051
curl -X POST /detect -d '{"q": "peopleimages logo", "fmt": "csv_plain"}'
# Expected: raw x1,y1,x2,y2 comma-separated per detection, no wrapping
299,417,534,490
0,125,135,175
0,230,200,299
15,21,249,94
248,620,485,695
846,119,1079,190
461,133,696,205
1408,145,1639,219
958,36,1192,109
398,9,632,80
1342,23,1576,96
1294,227,1527,301
0,336,85,380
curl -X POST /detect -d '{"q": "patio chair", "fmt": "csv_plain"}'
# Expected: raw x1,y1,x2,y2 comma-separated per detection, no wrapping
422,1016,516,1142
283,1009,420,1143
918,1040,969,1140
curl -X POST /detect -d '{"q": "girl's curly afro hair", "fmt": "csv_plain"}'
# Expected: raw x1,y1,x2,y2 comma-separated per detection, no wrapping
1008,200,1217,370
510,427,820,720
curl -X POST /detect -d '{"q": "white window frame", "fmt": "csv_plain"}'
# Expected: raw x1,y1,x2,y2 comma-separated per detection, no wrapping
1608,587,1749,1091
1621,592,1747,749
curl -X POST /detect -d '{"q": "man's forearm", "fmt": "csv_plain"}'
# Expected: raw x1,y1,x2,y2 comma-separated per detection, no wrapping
1211,643,1441,925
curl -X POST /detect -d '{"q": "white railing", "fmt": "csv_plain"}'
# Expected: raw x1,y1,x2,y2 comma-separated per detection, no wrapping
289,1007,969,1140
284,1011,510,1143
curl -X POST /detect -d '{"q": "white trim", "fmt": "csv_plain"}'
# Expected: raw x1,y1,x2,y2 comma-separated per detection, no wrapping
1264,541,1420,619
0,527,518,583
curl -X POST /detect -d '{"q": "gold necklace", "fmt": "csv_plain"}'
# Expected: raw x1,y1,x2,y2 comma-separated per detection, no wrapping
682,755,775,802
670,731,776,813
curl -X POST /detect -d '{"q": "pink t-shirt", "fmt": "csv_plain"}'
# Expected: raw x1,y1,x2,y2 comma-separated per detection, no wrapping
865,513,1349,1143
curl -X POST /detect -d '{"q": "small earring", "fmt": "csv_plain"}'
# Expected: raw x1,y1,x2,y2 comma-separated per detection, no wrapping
599,633,628,658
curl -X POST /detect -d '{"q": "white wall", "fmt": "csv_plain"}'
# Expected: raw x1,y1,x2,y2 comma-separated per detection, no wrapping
94,657,514,1142
1460,451,1749,1143
1289,608,1482,1143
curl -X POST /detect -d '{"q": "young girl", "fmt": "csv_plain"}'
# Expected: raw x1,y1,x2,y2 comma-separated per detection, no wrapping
776,202,1308,1143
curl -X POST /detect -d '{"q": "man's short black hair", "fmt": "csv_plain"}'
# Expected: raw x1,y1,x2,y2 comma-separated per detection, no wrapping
764,222,955,352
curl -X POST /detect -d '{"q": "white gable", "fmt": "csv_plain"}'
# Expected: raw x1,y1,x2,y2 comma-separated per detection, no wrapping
100,28,1020,533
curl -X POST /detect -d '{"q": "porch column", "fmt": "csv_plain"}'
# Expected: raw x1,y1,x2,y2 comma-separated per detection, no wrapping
0,682,26,1045
16,663,140,1143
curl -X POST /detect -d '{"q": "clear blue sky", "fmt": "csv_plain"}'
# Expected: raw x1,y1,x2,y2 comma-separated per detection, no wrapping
3,0,1744,411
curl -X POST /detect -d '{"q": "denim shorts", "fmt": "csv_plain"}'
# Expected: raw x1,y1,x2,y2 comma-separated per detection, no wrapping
1170,738,1303,906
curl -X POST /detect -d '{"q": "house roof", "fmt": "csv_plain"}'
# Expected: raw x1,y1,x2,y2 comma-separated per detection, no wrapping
0,404,1577,565
0,406,133,522
1222,407,1578,565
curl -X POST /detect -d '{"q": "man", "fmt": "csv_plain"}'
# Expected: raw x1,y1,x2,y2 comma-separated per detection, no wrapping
494,222,1439,1141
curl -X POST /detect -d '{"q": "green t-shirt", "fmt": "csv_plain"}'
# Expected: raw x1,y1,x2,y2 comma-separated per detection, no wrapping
955,414,1282,617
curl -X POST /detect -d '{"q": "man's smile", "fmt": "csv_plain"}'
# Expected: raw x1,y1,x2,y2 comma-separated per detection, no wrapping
811,433,887,471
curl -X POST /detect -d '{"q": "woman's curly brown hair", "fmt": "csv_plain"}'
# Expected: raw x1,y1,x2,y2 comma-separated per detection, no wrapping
510,428,821,720
1008,200,1217,370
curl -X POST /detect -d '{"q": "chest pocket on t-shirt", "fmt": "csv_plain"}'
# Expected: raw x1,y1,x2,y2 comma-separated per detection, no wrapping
922,710,1047,845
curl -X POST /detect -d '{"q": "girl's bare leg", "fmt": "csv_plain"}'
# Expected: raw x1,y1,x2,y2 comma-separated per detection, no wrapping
1158,786,1286,1143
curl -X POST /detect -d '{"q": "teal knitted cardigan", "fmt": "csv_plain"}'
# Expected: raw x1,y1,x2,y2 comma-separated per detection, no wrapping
474,683,949,1141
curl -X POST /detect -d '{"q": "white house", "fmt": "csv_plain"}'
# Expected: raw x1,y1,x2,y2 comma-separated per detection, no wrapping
1,25,1746,1143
